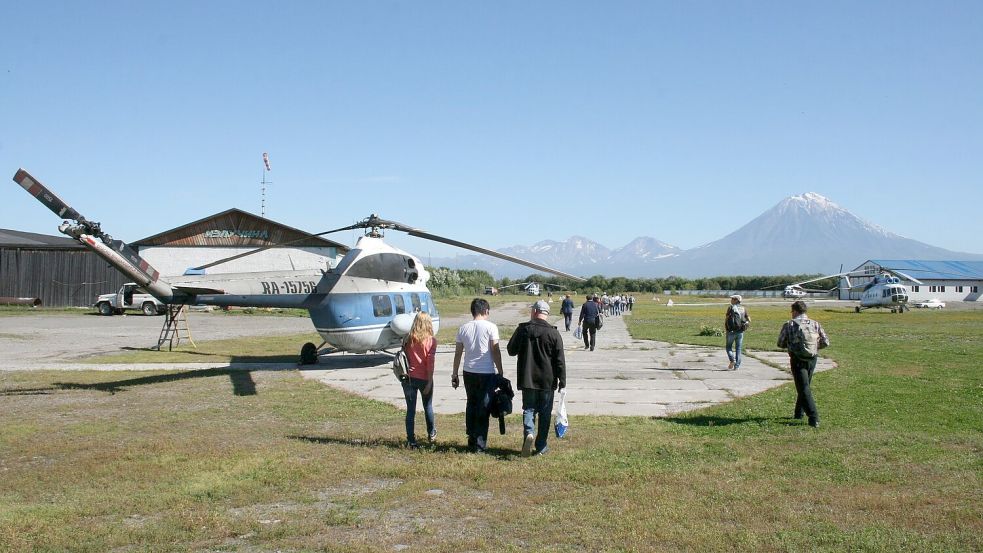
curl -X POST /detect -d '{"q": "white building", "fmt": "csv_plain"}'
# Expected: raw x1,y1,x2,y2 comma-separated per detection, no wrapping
133,209,349,277
844,260,983,303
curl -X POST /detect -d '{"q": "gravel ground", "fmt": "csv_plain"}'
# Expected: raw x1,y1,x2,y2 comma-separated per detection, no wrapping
0,312,315,368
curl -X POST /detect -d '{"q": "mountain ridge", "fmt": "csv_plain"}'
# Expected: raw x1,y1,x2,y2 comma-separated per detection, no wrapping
432,192,983,278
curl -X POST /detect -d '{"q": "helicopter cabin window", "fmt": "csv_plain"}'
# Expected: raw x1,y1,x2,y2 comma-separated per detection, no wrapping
372,295,393,317
912,286,919,292
393,294,406,315
972,286,979,293
410,293,422,312
956,286,964,293
345,253,419,283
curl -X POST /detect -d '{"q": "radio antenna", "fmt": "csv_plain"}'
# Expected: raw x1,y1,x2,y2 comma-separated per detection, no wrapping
261,152,272,218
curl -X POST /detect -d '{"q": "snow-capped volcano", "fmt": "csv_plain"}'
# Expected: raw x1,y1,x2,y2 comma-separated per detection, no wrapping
432,192,981,278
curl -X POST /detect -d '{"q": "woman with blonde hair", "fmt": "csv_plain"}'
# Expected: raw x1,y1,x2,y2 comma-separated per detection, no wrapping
401,311,437,448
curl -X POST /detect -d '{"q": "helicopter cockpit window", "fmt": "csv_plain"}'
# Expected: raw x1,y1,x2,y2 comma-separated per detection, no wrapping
346,253,419,283
410,293,422,312
372,295,393,317
394,295,406,315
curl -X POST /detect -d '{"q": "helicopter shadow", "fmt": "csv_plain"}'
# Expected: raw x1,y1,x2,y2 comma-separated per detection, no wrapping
307,353,392,371
49,367,262,396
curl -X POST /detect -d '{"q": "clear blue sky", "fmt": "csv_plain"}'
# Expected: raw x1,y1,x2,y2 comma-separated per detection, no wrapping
2,1,981,259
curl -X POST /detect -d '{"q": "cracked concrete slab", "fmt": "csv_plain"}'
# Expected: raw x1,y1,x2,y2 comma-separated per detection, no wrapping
303,304,836,417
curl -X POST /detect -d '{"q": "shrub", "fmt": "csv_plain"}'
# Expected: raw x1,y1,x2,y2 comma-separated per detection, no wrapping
698,324,722,337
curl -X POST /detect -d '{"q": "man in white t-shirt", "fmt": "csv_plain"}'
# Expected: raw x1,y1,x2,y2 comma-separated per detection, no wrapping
452,298,504,453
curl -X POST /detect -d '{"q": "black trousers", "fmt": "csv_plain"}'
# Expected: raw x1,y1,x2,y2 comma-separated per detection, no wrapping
582,320,597,350
463,371,494,449
563,312,573,330
790,355,819,423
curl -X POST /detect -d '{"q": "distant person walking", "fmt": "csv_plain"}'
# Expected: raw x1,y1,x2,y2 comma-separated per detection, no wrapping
578,294,602,351
452,298,504,452
777,300,830,428
508,300,566,457
724,294,751,370
401,312,437,448
560,294,575,331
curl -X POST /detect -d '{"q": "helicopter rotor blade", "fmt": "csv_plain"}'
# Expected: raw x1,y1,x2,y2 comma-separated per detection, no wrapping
405,229,586,281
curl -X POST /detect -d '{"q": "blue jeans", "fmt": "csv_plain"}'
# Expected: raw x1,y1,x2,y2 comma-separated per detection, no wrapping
522,388,554,453
463,372,494,449
725,331,744,367
401,377,434,443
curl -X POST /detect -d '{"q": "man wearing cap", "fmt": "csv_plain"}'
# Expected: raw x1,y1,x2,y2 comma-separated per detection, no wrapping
724,294,751,370
507,300,566,457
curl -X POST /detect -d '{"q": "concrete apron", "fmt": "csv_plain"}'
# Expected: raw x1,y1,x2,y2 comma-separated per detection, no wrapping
302,312,836,418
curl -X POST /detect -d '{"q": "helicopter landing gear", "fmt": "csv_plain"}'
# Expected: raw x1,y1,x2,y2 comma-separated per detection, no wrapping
300,342,318,365
855,306,861,313
299,340,334,365
891,308,897,313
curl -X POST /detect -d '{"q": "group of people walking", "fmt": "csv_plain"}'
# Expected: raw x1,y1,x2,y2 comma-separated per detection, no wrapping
400,298,565,456
724,294,829,427
397,293,830,453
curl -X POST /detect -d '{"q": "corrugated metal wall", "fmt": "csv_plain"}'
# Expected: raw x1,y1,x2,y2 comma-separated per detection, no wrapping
0,248,129,307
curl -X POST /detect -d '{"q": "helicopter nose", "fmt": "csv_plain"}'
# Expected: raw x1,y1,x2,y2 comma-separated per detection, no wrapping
390,313,417,336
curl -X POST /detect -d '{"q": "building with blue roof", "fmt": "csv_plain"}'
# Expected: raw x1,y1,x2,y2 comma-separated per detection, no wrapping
844,260,983,302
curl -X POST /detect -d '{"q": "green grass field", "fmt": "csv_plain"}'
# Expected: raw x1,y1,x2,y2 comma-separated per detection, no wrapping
1,297,980,551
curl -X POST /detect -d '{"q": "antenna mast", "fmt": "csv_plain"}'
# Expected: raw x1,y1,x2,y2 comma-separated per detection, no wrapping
261,152,272,218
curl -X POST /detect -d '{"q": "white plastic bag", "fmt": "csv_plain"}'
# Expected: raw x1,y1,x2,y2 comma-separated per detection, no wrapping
554,388,569,438
573,326,583,340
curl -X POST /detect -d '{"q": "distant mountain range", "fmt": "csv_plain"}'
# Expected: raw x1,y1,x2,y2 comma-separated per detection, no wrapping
433,192,983,278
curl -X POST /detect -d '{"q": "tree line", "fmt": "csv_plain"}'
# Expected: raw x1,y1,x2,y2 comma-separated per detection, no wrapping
425,267,839,297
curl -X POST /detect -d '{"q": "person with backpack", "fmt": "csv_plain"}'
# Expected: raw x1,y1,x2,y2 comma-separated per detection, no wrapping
507,300,566,457
724,294,751,370
401,312,437,448
777,300,830,428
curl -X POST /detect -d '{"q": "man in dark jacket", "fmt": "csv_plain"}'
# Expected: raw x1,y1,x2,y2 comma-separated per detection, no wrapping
560,294,575,331
578,294,602,351
507,300,566,457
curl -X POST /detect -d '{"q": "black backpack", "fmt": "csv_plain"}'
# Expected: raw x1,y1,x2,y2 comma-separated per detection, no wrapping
727,305,748,332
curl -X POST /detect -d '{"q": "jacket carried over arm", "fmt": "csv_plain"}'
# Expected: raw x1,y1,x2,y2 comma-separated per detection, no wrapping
507,319,566,391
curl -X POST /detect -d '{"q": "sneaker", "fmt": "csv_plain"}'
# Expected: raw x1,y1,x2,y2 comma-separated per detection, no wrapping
727,361,734,370
533,446,550,456
407,440,419,449
428,429,437,442
522,433,534,457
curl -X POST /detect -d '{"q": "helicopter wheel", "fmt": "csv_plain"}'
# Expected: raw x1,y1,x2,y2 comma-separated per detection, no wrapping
855,306,861,313
299,342,319,365
891,308,897,313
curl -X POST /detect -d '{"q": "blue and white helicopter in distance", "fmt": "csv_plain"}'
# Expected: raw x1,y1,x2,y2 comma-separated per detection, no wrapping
775,268,924,313
13,169,585,362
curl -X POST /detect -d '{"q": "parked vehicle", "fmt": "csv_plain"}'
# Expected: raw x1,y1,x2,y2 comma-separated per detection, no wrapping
95,283,167,316
913,298,946,309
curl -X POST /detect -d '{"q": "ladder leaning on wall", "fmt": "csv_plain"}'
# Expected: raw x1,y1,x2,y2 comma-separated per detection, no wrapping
154,304,196,351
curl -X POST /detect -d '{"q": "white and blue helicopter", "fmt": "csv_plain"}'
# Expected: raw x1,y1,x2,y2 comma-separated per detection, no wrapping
13,169,584,362
496,281,564,296
776,268,924,313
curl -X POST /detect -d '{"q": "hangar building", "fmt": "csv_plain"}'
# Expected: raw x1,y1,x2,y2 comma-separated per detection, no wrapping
132,208,349,276
1,210,349,307
843,260,983,303
0,228,129,307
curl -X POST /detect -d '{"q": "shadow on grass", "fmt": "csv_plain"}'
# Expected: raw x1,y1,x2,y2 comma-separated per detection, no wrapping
289,434,520,458
47,367,262,396
662,415,783,426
